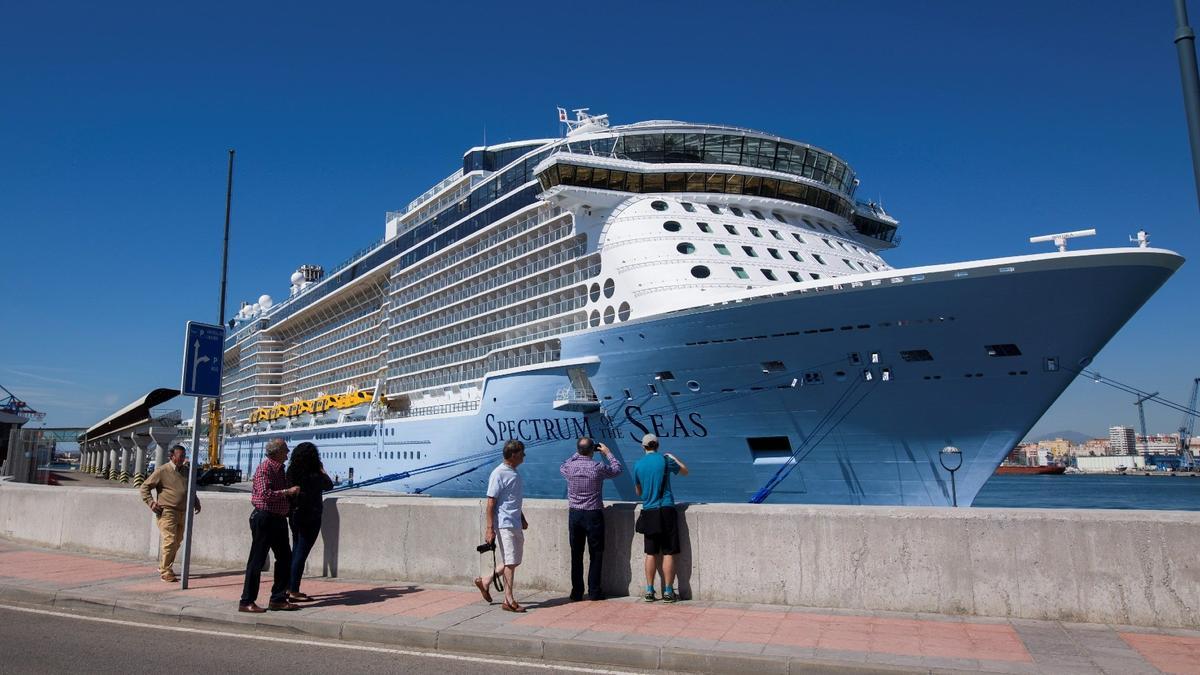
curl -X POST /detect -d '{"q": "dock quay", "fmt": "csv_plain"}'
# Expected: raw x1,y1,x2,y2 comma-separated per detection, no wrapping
3,480,1200,673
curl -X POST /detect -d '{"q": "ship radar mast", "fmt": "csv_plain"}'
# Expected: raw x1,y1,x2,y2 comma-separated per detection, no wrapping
558,107,609,137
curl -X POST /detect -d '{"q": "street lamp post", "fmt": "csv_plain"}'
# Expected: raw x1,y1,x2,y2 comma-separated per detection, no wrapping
940,446,963,507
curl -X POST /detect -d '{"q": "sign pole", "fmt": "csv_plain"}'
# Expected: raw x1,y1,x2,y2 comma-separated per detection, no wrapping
177,320,225,590
180,395,203,589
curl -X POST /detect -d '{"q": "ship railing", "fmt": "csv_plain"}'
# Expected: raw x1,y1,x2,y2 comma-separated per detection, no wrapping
388,207,568,303
385,399,481,419
555,386,598,403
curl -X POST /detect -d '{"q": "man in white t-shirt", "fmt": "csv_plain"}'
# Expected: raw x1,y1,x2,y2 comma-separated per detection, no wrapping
474,439,529,612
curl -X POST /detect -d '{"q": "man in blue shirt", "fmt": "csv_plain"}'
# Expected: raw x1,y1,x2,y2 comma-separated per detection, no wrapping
475,439,529,612
633,433,689,603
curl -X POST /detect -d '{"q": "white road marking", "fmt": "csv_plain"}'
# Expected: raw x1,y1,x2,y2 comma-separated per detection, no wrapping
0,603,639,674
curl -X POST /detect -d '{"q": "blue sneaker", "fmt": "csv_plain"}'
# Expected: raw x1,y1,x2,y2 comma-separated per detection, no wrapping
643,590,656,602
662,592,678,603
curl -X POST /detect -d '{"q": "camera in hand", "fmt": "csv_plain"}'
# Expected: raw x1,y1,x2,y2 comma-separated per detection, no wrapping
476,541,496,553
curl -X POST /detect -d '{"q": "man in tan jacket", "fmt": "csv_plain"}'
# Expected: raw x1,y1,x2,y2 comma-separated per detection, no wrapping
139,445,201,582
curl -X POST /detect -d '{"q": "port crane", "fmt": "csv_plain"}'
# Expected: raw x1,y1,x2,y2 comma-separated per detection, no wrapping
0,384,44,422
1180,378,1200,469
1134,392,1158,459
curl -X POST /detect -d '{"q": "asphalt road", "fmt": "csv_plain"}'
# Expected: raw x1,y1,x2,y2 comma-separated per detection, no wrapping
0,605,654,675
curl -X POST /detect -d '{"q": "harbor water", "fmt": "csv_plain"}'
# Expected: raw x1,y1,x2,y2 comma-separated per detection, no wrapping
974,473,1200,510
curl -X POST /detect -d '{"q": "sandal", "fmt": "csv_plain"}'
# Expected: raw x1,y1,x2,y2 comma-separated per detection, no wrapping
473,577,493,603
501,600,526,613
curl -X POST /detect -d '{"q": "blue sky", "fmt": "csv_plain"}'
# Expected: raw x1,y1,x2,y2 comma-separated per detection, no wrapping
2,1,1197,439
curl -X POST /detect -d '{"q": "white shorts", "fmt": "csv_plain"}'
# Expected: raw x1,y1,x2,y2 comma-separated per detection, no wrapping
497,527,524,566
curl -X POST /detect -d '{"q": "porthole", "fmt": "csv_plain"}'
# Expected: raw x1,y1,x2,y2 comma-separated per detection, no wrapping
589,283,601,302
690,265,711,279
687,380,701,392
603,278,615,298
589,310,601,327
677,242,696,254
603,306,615,324
651,200,669,212
663,220,682,232
618,302,631,321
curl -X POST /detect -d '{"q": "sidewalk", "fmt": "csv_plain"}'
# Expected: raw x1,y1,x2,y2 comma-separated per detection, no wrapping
0,538,1195,674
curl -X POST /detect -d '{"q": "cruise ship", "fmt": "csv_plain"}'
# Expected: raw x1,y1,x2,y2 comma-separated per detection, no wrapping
219,110,1182,506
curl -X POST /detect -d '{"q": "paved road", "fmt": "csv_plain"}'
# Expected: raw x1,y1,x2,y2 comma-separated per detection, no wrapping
0,605,659,675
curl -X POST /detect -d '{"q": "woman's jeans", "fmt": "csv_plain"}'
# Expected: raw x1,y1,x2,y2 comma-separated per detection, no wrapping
289,515,321,593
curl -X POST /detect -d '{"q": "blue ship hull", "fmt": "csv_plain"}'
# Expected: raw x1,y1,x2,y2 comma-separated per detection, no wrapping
224,249,1180,506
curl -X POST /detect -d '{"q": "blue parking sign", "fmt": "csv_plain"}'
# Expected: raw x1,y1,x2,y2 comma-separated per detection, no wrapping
180,321,225,397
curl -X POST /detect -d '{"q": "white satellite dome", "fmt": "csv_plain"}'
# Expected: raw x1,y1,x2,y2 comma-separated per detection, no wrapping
258,294,274,310
290,271,305,285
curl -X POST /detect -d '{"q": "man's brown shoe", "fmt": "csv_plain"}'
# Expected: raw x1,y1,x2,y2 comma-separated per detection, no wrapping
238,603,266,614
161,573,178,583
267,601,300,611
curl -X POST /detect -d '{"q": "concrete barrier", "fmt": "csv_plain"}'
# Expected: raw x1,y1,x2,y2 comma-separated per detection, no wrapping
1,481,1197,628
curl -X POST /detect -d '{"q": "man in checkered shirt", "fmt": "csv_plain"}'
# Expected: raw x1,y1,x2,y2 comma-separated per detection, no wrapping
559,438,622,601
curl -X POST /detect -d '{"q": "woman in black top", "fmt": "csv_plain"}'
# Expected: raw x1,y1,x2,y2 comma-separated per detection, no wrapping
285,442,333,601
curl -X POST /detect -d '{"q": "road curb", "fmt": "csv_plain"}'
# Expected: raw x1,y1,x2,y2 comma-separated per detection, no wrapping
340,621,439,649
543,637,661,669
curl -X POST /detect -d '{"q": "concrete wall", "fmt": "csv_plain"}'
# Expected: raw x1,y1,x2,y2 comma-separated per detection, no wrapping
2,481,1198,628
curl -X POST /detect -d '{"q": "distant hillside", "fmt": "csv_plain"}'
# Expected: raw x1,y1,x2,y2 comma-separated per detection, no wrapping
1024,430,1094,444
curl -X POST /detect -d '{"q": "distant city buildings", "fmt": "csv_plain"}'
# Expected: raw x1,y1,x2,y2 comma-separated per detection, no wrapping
1009,427,1194,468
1109,425,1137,456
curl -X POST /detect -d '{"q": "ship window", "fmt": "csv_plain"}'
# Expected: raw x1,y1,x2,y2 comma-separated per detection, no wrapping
749,227,762,237
803,370,823,385
648,383,659,396
697,222,712,233
623,388,633,400
792,233,806,244
682,202,696,212
618,302,631,321
724,224,738,235
773,212,788,224
813,254,826,265
986,344,1022,357
789,271,802,282
844,259,855,269
663,220,682,232
789,251,802,261
707,204,722,214
690,265,711,279
603,306,615,324
714,244,731,255
750,209,765,220
810,273,821,280
742,246,758,257
770,229,783,240
589,283,601,302
732,266,749,279
822,238,833,248
651,200,669,211
747,436,792,461
589,310,601,327
768,248,782,259
655,371,675,381
761,360,786,373
762,269,777,281
900,349,934,362
730,206,744,216
677,242,696,254
603,278,615,297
